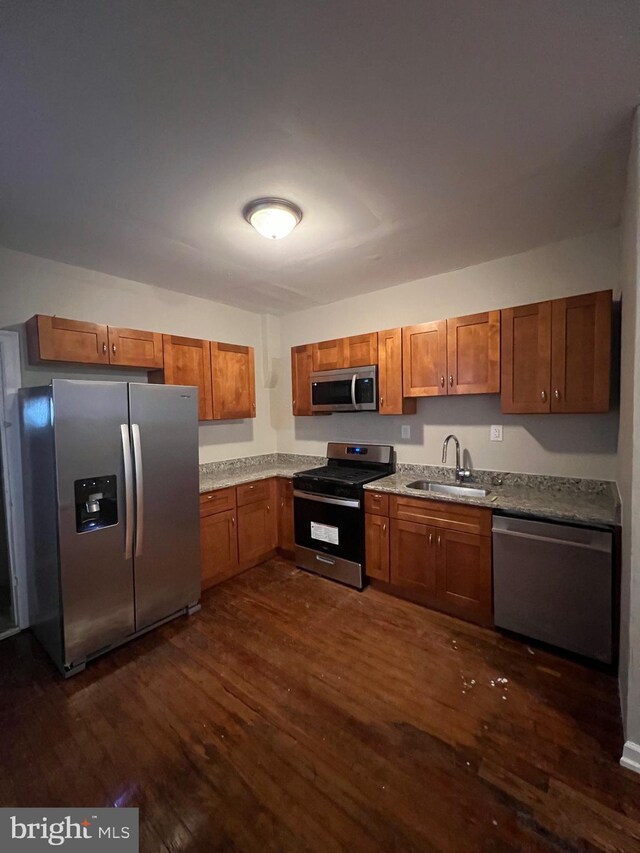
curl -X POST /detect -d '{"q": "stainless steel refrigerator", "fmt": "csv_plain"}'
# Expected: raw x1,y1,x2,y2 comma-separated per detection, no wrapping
20,379,201,676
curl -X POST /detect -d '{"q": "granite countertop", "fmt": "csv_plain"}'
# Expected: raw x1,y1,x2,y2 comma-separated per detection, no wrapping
199,453,323,493
199,453,620,527
364,470,620,528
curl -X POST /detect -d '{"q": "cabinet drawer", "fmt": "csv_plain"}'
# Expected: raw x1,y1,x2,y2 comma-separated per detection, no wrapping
200,487,236,517
365,491,389,516
390,495,491,536
236,478,273,506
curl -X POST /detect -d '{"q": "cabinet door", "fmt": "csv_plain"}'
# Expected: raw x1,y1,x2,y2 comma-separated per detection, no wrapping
237,497,277,569
107,326,164,369
200,509,239,590
365,513,390,581
312,338,345,371
277,478,295,554
402,321,447,397
436,529,493,627
26,314,109,365
447,311,500,395
159,335,213,421
211,342,256,419
378,328,417,415
550,290,612,413
291,344,314,416
501,303,551,413
390,519,438,603
344,333,378,367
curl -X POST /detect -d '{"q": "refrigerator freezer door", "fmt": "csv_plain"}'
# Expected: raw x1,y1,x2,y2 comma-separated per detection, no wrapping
52,380,135,666
128,383,200,630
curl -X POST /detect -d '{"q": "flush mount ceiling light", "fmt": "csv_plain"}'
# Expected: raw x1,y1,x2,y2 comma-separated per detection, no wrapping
243,197,302,240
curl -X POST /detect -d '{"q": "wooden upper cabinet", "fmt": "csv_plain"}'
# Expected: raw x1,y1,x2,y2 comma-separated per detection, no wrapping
211,342,256,420
159,334,213,421
402,320,447,397
312,333,377,372
107,326,163,369
27,315,109,365
291,344,314,416
501,302,552,414
378,328,416,415
343,333,377,367
501,291,612,414
550,290,612,413
447,311,500,395
312,338,344,372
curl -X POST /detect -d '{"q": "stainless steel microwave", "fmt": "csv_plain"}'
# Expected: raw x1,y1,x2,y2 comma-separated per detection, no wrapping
310,365,377,412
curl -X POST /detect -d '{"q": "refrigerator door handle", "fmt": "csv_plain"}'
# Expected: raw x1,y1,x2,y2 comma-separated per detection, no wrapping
120,424,134,560
132,423,144,557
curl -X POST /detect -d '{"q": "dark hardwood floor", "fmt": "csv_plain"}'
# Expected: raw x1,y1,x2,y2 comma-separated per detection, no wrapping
1,558,639,852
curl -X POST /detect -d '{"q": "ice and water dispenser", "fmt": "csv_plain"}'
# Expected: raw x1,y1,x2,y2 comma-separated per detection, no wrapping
74,475,118,533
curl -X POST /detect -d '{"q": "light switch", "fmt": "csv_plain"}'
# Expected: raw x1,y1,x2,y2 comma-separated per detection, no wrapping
401,425,411,439
490,424,503,441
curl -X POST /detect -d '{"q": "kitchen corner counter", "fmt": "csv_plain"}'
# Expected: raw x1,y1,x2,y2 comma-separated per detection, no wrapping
364,471,620,528
199,453,323,494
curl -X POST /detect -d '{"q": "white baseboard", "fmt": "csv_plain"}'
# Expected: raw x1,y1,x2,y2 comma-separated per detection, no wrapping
621,740,640,775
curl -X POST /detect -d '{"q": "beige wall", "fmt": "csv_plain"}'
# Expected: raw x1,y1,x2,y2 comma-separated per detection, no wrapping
0,246,279,463
276,229,621,480
618,109,640,754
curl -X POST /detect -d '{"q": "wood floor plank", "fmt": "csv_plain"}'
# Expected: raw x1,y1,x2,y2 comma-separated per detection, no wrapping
0,559,638,852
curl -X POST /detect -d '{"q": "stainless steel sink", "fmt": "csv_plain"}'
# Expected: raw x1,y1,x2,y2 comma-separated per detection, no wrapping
406,480,491,498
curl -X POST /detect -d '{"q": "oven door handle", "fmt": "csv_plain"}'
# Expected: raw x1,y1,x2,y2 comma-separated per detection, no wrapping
294,490,361,509
350,373,357,408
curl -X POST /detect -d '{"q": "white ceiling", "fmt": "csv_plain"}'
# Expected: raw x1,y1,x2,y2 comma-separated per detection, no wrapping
1,1,639,315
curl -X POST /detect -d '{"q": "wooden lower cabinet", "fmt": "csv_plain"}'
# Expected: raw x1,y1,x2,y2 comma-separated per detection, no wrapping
367,496,493,628
389,519,438,603
436,529,493,626
237,498,277,569
200,509,239,590
365,513,390,582
277,478,295,555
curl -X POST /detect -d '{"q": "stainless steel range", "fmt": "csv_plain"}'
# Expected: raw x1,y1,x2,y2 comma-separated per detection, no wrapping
293,442,395,589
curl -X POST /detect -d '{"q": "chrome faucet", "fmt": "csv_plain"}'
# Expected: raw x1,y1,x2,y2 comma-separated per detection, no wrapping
442,434,470,483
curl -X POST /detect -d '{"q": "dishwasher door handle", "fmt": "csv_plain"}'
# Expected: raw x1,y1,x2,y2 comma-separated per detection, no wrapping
492,527,610,552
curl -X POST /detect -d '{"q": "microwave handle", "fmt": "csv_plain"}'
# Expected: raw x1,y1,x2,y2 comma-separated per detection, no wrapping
350,373,357,407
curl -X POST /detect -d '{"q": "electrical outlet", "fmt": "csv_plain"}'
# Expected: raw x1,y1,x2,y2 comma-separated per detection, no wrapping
490,424,503,442
401,425,411,439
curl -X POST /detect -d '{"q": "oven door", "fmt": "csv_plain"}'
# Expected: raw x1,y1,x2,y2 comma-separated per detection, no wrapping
293,490,365,587
310,367,377,412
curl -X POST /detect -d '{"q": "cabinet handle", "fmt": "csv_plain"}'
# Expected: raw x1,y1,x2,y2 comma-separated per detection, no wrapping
102,342,107,354
428,532,433,545
249,485,254,490
232,516,235,526
554,389,560,400
292,399,296,406
112,343,116,355
380,396,384,407
449,375,454,387
437,534,441,547
382,522,386,532
281,499,284,509
541,390,547,402
440,376,445,388
267,504,270,512
207,494,213,500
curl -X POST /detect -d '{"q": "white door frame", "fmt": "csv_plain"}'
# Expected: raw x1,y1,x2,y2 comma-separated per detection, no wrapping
0,330,28,633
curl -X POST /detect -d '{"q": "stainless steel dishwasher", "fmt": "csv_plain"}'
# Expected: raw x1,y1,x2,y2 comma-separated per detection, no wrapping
492,515,613,663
